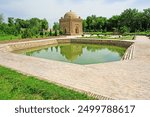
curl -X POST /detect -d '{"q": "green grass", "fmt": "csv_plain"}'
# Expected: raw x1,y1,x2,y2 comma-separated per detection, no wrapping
84,32,113,35
84,31,150,36
123,32,150,36
0,66,94,100
0,34,58,43
0,34,21,41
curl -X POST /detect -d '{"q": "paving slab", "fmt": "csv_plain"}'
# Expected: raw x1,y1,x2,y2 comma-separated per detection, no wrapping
0,36,150,99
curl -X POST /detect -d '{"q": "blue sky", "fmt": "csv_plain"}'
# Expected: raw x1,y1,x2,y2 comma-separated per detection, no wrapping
0,0,150,27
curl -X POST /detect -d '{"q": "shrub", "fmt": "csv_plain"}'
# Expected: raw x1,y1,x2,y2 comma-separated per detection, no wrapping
120,26,129,34
21,29,32,39
49,29,52,36
54,30,58,36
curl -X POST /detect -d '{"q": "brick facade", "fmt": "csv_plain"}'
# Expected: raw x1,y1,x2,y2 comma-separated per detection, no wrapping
59,11,83,35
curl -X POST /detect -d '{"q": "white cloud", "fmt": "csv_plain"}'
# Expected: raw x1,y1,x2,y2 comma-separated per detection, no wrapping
0,0,150,27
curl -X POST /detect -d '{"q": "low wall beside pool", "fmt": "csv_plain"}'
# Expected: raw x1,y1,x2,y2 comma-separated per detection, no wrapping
7,39,133,51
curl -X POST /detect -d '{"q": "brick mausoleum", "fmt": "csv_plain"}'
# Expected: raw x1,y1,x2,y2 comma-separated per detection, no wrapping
59,10,83,35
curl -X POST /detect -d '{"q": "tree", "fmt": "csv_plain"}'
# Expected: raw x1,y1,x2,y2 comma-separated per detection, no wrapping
95,16,107,32
84,15,108,32
82,20,87,32
15,18,26,35
53,22,60,31
0,15,50,39
0,14,4,34
119,8,139,32
21,29,32,38
86,15,97,31
26,18,49,37
8,17,15,27
59,29,64,35
54,30,58,36
41,18,48,35
143,8,150,30
41,19,48,30
0,14,4,24
49,29,52,36
120,26,129,34
107,15,120,32
133,12,143,32
83,8,150,33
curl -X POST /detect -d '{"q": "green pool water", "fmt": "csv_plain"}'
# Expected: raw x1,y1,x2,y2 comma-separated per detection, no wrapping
19,43,126,65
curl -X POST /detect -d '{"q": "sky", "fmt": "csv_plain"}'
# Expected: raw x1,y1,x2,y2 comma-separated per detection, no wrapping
0,0,150,27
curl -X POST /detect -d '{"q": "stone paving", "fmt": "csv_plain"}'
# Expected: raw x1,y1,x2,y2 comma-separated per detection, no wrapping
0,36,150,99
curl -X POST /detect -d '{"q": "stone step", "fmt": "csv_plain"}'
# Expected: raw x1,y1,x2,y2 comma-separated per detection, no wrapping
122,44,134,60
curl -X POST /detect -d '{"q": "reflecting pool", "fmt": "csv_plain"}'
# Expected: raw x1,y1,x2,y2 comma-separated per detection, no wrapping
18,43,126,65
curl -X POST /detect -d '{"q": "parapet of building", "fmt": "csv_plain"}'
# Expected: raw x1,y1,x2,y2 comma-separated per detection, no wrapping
59,10,83,35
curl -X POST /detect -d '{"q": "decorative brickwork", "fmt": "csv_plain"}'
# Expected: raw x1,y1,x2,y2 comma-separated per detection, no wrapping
59,10,83,35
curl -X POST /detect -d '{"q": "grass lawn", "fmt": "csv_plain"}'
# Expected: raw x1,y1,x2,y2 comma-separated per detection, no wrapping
0,35,21,41
0,66,94,100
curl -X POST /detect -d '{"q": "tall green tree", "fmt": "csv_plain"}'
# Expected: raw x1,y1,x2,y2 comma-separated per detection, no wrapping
8,17,15,27
83,8,150,33
86,15,97,31
96,16,107,31
82,20,87,32
49,29,52,36
107,15,120,31
0,14,4,24
53,22,60,31
119,8,139,32
41,19,48,30
41,18,48,36
143,8,150,30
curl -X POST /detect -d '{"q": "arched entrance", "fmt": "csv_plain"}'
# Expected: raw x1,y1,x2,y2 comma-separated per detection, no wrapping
64,28,67,34
75,27,79,34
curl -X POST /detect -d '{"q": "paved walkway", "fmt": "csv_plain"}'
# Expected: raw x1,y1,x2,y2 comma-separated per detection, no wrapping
0,36,150,99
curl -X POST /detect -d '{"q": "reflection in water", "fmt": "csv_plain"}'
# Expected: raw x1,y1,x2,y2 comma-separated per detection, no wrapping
60,44,83,62
19,43,126,65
